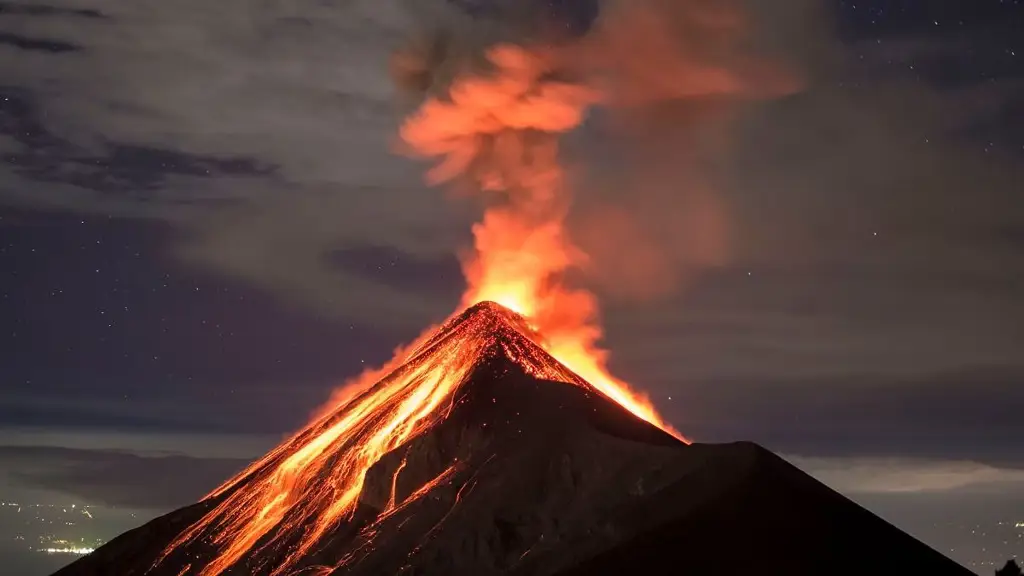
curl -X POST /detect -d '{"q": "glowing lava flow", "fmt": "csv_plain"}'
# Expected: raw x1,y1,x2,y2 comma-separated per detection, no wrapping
153,43,681,576
154,303,625,576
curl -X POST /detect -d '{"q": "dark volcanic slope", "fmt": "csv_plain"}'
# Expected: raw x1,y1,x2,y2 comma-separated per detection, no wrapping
546,443,971,576
53,302,970,576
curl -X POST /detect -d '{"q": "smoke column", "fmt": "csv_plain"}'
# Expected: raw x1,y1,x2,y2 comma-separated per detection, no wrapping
391,0,795,432
397,39,676,433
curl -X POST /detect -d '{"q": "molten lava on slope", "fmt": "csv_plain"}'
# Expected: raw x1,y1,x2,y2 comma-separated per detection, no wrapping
53,301,971,576
110,302,679,576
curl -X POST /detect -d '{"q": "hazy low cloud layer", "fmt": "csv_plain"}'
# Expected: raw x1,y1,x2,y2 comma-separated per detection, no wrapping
788,455,1024,494
0,445,249,509
3,442,1023,512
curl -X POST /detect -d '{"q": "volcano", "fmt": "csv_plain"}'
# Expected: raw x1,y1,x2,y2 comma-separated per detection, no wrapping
53,302,969,576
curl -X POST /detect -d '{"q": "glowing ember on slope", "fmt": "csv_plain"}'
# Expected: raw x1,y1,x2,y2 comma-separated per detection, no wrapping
155,303,633,576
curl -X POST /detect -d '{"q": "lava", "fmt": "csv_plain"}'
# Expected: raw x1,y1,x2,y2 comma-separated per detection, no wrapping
154,42,680,576
154,302,640,576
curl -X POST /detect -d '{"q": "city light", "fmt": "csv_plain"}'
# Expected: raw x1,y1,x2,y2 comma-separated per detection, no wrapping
38,546,95,555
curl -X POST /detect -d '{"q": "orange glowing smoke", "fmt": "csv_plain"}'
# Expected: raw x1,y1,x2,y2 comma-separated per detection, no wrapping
401,44,679,438
153,39,681,576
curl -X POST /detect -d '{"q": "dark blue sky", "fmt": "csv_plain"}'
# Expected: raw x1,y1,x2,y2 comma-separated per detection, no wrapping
0,0,1023,572
0,209,411,434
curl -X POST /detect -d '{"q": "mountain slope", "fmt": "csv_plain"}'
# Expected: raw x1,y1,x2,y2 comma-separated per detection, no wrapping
53,302,971,576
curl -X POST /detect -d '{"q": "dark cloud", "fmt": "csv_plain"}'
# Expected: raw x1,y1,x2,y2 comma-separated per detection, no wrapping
0,2,105,19
669,366,1024,467
789,455,1024,495
1,87,274,197
0,446,248,509
0,30,77,52
0,0,464,324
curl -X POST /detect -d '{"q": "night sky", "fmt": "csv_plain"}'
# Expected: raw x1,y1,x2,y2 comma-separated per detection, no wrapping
1,0,1023,574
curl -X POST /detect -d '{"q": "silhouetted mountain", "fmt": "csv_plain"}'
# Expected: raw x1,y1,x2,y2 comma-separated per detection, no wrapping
53,302,971,576
997,559,1023,576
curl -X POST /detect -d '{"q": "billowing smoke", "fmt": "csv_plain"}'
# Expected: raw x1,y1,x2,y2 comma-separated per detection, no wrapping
568,0,800,299
394,0,797,306
389,0,795,431
397,41,614,406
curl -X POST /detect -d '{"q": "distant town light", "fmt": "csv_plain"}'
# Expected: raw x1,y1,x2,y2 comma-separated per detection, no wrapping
38,546,95,555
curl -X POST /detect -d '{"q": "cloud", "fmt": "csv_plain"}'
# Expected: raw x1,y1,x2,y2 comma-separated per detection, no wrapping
0,427,275,459
0,0,469,326
788,455,1024,494
0,445,250,509
0,428,273,509
0,0,818,326
1,86,273,196
0,382,343,436
662,366,1024,471
0,30,77,52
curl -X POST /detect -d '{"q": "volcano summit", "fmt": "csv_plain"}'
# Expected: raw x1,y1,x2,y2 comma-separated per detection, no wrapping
53,302,969,576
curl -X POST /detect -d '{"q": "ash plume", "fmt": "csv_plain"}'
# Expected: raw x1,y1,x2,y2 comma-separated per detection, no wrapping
388,0,796,428
392,0,798,305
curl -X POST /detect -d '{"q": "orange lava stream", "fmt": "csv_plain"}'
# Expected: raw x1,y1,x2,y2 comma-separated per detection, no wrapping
154,304,609,576
195,334,477,576
468,276,681,438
